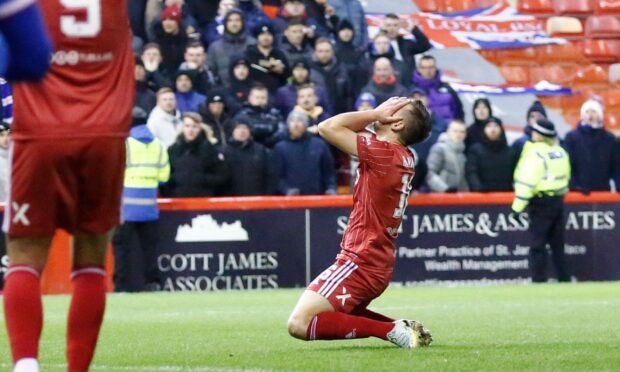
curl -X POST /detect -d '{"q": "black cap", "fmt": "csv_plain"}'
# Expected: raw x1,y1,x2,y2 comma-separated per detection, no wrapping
131,106,148,127
338,19,354,32
208,94,224,104
252,23,275,38
531,118,556,137
291,60,309,70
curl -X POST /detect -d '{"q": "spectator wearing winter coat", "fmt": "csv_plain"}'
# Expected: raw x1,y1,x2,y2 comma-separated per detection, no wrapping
178,41,220,95
292,84,330,127
310,38,351,114
141,43,173,90
367,32,409,87
409,88,447,162
204,0,269,45
279,20,315,66
512,100,547,157
174,70,206,114
272,0,326,38
466,97,492,149
328,0,369,49
245,23,290,93
412,55,464,124
147,88,183,148
135,59,157,114
564,99,620,193
359,57,408,106
151,5,188,75
426,120,469,192
335,19,370,98
221,120,277,196
380,13,432,83
232,85,286,147
274,60,329,116
274,111,337,195
466,117,515,192
164,113,230,197
199,93,233,147
207,9,256,86
226,57,253,113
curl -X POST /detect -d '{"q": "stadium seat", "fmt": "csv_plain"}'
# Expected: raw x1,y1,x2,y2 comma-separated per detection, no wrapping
582,39,620,63
495,47,538,65
552,0,595,16
594,0,620,15
440,0,477,12
475,0,501,7
571,65,611,89
478,49,498,64
532,63,580,84
599,89,620,109
609,63,620,85
538,43,588,64
546,16,584,38
562,109,582,127
606,110,620,133
517,0,554,15
262,5,279,19
499,64,534,85
585,16,620,38
415,0,440,12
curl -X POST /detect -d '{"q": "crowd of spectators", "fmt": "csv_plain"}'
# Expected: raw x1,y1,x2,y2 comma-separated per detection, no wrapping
125,0,619,196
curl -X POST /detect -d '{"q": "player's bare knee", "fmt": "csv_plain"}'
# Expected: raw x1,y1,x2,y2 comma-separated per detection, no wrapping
287,313,310,339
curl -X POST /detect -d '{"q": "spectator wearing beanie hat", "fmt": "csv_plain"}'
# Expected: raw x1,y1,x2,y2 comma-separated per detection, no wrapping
512,100,548,158
226,57,253,113
563,98,620,193
274,111,336,195
354,92,376,111
199,93,233,146
336,19,369,98
245,22,290,93
152,4,188,75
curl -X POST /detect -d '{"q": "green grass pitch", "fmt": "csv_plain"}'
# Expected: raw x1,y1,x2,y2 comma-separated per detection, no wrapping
1,283,619,371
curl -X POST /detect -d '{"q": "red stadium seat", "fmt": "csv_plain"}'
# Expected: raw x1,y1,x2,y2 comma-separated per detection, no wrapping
585,16,620,38
582,39,620,63
475,0,501,7
599,89,620,109
594,0,620,15
495,47,538,65
606,110,620,133
532,63,580,84
440,0,477,12
552,0,594,16
571,65,611,89
499,64,535,85
478,49,499,64
517,0,554,15
563,109,582,127
415,0,440,12
538,43,588,64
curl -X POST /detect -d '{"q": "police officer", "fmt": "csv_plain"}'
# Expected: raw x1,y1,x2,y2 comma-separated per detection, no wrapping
512,119,571,283
113,107,170,292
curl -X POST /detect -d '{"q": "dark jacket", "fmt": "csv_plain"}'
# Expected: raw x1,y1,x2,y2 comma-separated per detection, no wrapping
135,81,157,114
466,132,516,192
393,26,432,82
272,7,325,37
152,24,188,75
199,106,233,146
244,44,290,92
360,76,409,106
328,0,369,49
310,57,350,114
221,139,276,196
165,134,229,197
466,98,493,149
511,126,532,159
274,134,336,195
279,36,314,66
274,79,329,116
563,124,620,192
367,44,409,87
412,69,464,123
232,104,285,147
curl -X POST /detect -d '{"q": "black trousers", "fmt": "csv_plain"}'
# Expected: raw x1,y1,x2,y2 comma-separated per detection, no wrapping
527,196,570,283
112,220,161,292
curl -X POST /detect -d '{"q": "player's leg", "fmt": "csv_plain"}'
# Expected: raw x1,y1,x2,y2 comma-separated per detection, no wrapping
66,231,110,372
3,236,52,372
350,301,395,322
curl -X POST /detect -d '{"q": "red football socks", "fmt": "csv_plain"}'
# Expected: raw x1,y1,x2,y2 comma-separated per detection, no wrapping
67,267,107,372
3,265,43,362
351,307,395,323
306,312,394,341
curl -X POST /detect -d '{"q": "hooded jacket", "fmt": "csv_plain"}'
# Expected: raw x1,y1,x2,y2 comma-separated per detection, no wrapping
207,10,256,86
412,69,464,124
466,98,493,149
426,133,469,192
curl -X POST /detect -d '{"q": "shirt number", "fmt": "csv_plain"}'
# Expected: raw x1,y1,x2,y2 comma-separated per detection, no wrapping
393,173,413,218
60,0,101,37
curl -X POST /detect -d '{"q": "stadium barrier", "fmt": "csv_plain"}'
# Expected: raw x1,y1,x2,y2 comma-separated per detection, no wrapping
1,192,619,294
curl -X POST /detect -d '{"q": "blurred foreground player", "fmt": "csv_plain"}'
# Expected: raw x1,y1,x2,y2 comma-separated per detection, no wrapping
3,1,134,371
287,97,433,348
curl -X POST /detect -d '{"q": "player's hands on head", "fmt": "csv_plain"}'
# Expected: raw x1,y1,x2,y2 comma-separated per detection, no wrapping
373,97,412,124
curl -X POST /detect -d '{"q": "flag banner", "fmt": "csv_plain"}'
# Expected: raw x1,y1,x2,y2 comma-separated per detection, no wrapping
451,81,572,96
366,1,566,50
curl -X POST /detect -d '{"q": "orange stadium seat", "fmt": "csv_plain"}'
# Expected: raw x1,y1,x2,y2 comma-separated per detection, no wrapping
571,65,611,89
415,0,440,12
606,110,620,133
599,89,620,109
475,0,501,7
478,49,498,64
594,0,620,15
499,64,534,85
563,109,582,127
538,43,588,64
532,63,580,84
440,0,477,12
552,0,594,16
582,39,620,63
517,0,554,15
495,47,538,65
585,16,620,38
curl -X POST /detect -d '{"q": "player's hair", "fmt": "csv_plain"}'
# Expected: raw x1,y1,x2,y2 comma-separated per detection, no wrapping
156,87,174,99
185,41,205,51
142,42,161,53
385,13,400,20
296,83,315,94
399,100,432,146
182,112,203,124
314,37,333,49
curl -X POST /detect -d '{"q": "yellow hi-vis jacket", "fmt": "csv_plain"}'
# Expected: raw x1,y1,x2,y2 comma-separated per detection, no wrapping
511,140,571,213
122,130,170,222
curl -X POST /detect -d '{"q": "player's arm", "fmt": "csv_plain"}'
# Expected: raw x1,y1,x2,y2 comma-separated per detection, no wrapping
317,97,411,156
0,0,52,80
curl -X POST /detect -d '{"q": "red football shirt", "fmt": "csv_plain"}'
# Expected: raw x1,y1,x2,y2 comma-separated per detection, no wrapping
341,134,416,270
12,0,134,139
